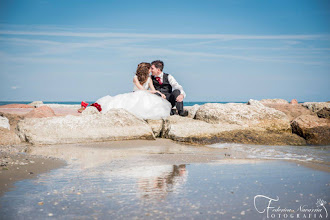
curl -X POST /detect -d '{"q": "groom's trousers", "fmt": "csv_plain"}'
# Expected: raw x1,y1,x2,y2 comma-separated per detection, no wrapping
156,89,184,115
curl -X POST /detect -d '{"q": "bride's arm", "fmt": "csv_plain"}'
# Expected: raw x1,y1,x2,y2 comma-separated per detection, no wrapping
133,76,148,91
149,79,166,99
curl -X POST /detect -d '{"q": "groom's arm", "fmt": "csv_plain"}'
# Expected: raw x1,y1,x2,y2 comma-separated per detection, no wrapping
168,74,186,99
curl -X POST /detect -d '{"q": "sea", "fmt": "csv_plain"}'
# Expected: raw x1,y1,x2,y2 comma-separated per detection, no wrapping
0,101,245,106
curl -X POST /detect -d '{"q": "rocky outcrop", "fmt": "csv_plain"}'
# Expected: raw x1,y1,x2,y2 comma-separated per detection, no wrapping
317,108,330,119
0,128,21,145
195,101,291,133
291,115,330,145
165,115,305,145
146,119,164,137
0,104,33,108
184,104,200,119
303,102,330,113
290,99,298,105
0,116,10,130
28,101,44,108
17,109,155,145
260,99,289,104
24,106,56,118
81,106,100,115
262,103,314,121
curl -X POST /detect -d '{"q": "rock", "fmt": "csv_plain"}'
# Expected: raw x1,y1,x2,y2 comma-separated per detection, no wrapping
146,119,163,137
317,107,330,119
291,115,330,145
17,109,155,145
166,116,305,146
303,102,330,112
262,103,314,121
0,128,21,145
290,99,298,105
184,104,200,119
0,112,25,130
28,101,44,108
0,116,10,130
24,106,56,118
260,99,289,104
195,102,291,133
247,99,265,108
82,106,100,116
0,104,34,108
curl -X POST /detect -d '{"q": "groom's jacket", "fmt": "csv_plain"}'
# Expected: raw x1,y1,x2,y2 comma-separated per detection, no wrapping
151,73,172,95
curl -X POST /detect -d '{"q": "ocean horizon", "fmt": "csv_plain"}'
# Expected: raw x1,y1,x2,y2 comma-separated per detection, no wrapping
0,101,247,107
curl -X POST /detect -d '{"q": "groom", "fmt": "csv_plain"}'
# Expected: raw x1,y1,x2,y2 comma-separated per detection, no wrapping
150,60,188,116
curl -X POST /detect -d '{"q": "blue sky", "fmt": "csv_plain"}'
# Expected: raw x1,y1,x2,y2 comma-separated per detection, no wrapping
0,0,329,102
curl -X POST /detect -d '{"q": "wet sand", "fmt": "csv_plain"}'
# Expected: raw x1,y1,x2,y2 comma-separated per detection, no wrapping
0,145,66,197
0,139,329,219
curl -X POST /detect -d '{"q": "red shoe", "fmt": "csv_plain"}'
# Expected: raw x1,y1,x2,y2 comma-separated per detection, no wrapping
91,103,102,112
78,101,89,113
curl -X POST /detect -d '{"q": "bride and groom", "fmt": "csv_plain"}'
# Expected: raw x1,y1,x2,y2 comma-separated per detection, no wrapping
78,60,188,120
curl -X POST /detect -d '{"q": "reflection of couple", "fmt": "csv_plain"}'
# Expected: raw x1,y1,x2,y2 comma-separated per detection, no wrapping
78,60,187,119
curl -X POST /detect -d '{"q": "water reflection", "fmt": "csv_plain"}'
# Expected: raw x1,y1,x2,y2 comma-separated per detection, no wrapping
137,164,187,200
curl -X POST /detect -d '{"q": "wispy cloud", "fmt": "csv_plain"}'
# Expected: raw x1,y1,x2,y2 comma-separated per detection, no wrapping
11,85,20,90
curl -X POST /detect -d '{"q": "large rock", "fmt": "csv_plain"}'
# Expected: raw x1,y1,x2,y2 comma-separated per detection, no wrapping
164,116,305,145
291,115,330,145
262,103,314,121
0,112,25,130
17,109,155,145
195,101,291,133
317,107,330,119
28,101,44,108
303,102,330,112
146,119,164,137
260,99,289,104
0,104,33,108
24,106,56,118
0,128,21,145
0,116,10,130
184,104,200,119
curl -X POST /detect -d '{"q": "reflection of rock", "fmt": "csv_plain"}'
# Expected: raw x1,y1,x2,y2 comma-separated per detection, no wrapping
317,108,330,119
17,109,155,145
0,116,10,130
24,106,56,118
303,102,330,113
260,99,289,104
291,115,330,145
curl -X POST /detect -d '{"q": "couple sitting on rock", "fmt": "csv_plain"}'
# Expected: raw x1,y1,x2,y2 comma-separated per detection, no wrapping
78,60,188,120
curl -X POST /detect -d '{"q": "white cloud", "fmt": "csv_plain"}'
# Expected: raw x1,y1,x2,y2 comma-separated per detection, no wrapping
11,86,20,90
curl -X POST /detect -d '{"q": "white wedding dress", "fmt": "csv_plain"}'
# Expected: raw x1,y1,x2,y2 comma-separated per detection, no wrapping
95,77,171,120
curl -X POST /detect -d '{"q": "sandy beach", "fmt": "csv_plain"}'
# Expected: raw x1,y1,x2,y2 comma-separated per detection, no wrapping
0,139,329,219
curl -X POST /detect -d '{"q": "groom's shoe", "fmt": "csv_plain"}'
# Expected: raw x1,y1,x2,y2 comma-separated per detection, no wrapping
178,110,188,117
170,109,178,116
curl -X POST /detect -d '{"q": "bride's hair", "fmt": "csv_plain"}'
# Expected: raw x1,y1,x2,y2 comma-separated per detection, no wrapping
136,62,151,85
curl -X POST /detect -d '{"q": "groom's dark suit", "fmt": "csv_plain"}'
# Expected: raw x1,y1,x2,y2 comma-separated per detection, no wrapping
151,73,185,115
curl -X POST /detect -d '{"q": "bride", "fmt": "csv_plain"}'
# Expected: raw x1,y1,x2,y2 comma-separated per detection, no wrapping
78,62,172,120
